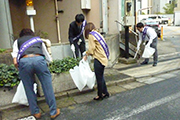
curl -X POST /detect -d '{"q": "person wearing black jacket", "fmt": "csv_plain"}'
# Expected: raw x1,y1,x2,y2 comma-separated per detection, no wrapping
68,14,86,58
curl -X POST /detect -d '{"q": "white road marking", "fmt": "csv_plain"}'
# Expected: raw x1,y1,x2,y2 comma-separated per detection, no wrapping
105,92,180,120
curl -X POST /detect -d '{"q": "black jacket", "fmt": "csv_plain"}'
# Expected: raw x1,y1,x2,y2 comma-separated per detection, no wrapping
68,21,85,45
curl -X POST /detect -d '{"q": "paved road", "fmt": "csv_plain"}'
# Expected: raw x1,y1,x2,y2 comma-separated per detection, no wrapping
54,70,180,120
163,26,180,52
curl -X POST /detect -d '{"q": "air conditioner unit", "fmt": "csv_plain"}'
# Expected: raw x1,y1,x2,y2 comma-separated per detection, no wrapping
81,0,91,10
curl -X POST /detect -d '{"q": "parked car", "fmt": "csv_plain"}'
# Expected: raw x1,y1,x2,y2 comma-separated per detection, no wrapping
140,18,154,23
148,15,162,24
144,21,161,38
161,15,169,24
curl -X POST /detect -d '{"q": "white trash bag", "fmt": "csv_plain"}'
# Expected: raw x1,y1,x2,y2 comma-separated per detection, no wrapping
142,46,155,58
69,66,86,91
79,59,95,89
12,81,37,106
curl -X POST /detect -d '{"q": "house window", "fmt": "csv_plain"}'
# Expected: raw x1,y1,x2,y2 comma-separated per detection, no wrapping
175,4,177,7
169,1,171,4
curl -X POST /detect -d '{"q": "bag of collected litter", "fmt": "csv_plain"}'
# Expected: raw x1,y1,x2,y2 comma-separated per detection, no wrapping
142,46,155,58
12,81,37,106
69,65,86,91
79,59,95,89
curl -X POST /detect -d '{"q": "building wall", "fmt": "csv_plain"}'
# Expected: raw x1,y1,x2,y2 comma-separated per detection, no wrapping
33,0,58,43
9,0,30,39
151,0,170,14
9,0,101,44
108,0,120,34
0,0,13,49
174,0,180,11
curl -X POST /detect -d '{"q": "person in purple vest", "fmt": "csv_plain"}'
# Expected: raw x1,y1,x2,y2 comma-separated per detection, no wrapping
136,22,158,66
68,14,86,58
11,28,60,119
83,22,110,100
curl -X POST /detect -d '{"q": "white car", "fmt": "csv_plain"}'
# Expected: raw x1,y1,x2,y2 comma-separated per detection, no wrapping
148,15,162,24
161,15,169,24
140,18,154,24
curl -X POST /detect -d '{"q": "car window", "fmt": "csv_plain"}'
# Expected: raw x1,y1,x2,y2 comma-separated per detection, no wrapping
149,16,156,19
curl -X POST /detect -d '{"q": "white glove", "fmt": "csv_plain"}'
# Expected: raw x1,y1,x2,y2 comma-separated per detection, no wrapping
71,44,75,52
77,39,82,45
146,42,151,48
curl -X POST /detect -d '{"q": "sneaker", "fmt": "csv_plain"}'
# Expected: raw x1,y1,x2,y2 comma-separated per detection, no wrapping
51,109,60,119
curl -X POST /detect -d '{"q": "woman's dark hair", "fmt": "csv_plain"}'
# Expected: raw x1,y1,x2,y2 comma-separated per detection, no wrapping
84,22,96,39
75,14,84,23
136,22,144,28
19,28,35,37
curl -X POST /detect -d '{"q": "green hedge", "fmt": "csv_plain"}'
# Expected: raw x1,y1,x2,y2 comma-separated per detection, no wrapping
0,57,80,89
0,64,20,90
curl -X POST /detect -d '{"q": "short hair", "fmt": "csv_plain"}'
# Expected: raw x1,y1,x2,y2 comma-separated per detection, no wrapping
136,22,144,28
75,14,84,23
84,22,96,39
19,28,35,37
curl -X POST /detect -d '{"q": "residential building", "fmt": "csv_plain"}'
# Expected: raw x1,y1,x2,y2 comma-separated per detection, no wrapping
151,0,172,14
1,0,137,65
174,0,180,11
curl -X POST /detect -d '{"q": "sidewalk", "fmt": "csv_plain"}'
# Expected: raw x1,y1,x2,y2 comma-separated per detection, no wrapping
1,38,180,120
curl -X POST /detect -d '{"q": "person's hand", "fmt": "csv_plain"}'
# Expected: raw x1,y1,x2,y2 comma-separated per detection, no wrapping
13,58,18,70
146,42,151,48
83,55,87,61
71,44,75,52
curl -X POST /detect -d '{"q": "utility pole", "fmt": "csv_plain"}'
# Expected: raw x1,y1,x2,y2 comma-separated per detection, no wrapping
124,0,134,59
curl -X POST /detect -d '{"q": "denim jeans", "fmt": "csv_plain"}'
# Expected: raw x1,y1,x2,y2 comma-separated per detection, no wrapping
94,58,108,97
19,56,57,115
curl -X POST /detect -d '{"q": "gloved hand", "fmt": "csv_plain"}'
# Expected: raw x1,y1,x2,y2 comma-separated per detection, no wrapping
77,39,82,45
146,42,151,48
71,44,75,52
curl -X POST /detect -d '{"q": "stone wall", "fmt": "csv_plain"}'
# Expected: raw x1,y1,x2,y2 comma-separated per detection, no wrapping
0,49,13,65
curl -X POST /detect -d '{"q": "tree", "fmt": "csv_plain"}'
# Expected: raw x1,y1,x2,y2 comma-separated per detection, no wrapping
163,0,176,14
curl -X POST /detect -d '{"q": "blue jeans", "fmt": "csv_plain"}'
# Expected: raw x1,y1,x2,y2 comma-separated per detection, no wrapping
19,56,57,115
94,58,108,97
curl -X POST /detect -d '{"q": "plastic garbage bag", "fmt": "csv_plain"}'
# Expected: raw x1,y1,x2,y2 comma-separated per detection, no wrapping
69,66,86,91
12,81,37,106
79,59,96,89
142,46,155,58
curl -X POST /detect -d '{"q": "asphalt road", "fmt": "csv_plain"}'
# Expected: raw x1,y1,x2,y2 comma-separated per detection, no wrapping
50,70,180,120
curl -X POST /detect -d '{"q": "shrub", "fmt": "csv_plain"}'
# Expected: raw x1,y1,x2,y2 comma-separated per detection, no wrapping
48,57,80,74
0,64,20,90
0,57,80,90
0,49,6,53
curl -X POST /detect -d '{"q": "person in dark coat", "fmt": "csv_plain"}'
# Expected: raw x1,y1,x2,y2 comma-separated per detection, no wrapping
68,14,86,58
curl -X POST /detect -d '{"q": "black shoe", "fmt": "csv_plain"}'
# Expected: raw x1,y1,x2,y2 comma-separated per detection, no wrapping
93,96,103,100
141,61,148,65
103,93,110,98
153,63,157,66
